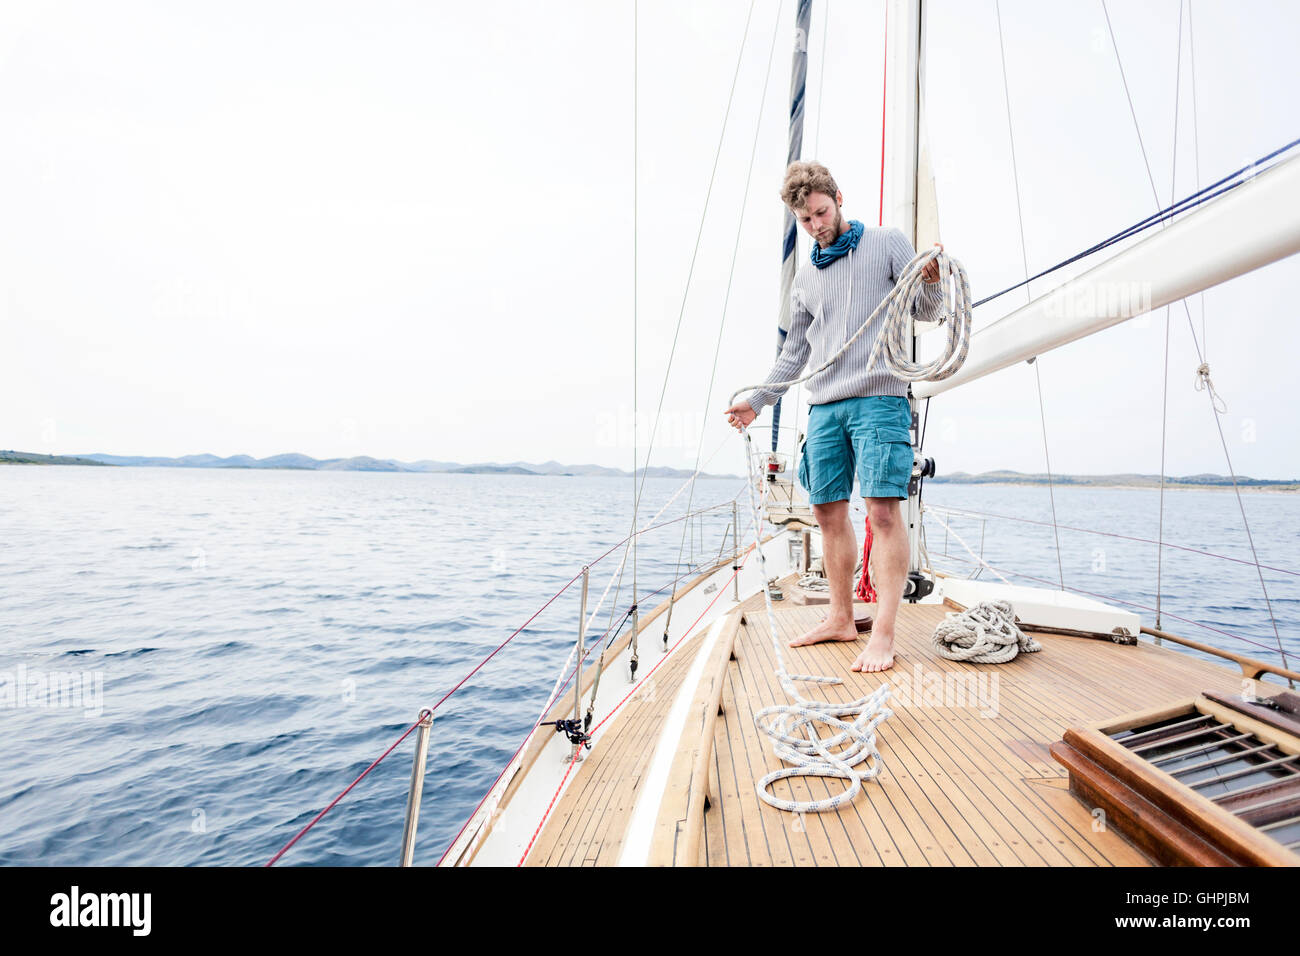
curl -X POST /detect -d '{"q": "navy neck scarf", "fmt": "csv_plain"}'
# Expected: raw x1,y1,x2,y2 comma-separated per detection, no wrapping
810,219,864,269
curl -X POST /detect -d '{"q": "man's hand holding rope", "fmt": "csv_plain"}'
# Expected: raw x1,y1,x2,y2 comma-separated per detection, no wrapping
722,242,946,434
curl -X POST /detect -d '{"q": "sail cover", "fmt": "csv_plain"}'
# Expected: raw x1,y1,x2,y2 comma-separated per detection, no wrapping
772,0,812,454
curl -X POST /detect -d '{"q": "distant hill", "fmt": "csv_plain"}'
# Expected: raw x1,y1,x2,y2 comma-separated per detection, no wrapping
9,450,1291,488
929,469,1299,491
0,450,110,467
0,449,738,480
448,464,539,475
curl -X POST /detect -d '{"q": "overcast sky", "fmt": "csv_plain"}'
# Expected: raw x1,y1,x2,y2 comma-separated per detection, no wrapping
2,0,1297,478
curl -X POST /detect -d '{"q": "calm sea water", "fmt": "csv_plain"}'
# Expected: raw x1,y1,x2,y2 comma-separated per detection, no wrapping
1,465,1296,866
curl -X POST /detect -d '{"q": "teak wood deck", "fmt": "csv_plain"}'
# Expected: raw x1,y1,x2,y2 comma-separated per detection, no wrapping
524,574,1252,866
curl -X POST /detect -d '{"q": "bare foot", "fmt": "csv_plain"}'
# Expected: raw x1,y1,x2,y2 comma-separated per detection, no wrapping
850,631,895,672
789,616,860,647
820,612,873,633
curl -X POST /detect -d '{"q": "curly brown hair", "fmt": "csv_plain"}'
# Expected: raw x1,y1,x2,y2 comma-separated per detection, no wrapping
780,161,839,210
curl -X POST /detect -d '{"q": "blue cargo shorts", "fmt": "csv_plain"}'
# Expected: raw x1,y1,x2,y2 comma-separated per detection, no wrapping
796,395,913,504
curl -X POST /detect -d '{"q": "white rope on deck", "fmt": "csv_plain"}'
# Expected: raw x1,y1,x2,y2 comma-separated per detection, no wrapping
725,247,972,813
932,600,1042,664
738,426,893,813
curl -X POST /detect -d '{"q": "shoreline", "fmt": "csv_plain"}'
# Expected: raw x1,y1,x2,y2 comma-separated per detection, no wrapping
3,457,1296,492
926,480,1299,494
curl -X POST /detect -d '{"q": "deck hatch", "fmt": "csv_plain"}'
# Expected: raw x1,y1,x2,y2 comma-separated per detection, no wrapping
1050,695,1300,865
1110,712,1300,853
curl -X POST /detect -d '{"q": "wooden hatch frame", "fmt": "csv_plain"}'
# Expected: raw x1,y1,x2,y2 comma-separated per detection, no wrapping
1050,690,1300,866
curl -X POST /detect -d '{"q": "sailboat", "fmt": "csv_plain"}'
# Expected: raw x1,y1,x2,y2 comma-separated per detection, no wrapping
272,0,1300,868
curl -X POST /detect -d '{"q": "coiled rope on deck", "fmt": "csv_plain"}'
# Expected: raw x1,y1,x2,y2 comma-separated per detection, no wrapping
728,246,973,813
738,427,894,812
932,600,1042,664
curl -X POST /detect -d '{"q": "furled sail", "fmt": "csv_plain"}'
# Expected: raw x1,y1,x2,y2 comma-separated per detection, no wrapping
771,0,812,454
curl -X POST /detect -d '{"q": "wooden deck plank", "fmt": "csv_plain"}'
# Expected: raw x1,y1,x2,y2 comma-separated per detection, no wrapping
817,605,1167,865
708,601,1183,867
524,578,1260,867
719,667,778,865
812,607,1094,866
650,611,740,866
541,665,663,865
701,723,725,866
770,606,996,866
750,610,914,867
592,640,703,866
744,616,867,866
707,676,751,865
727,629,803,866
756,603,930,865
524,627,704,866
1022,777,1153,867
738,608,961,868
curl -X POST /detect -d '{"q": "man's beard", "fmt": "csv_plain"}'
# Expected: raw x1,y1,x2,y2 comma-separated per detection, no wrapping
818,208,844,247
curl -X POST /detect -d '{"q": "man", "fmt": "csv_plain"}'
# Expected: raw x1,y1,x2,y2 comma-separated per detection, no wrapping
723,161,942,673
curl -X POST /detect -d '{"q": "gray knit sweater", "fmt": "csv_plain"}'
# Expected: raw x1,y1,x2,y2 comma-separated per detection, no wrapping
747,226,943,411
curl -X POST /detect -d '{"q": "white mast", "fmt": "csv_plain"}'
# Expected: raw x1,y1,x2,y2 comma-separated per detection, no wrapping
881,0,922,237
880,0,928,585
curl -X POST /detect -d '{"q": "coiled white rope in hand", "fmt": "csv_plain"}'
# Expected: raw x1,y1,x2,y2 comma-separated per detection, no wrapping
726,246,973,814
728,244,972,412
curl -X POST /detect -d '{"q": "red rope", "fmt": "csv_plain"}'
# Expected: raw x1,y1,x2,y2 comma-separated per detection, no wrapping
855,513,878,602
433,645,594,867
434,602,636,867
265,502,739,866
516,742,585,868
516,529,763,866
267,563,594,865
439,564,731,866
265,709,430,866
877,1,888,227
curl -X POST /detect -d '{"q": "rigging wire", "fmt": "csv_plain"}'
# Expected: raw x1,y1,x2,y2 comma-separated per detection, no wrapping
922,504,1300,578
1156,1,1186,630
582,450,746,715
994,0,1064,591
970,134,1300,311
660,0,775,652
929,549,1292,663
603,0,765,652
1031,361,1064,589
812,0,829,157
518,521,768,865
1101,0,1290,679
1187,1,1206,359
631,0,638,682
